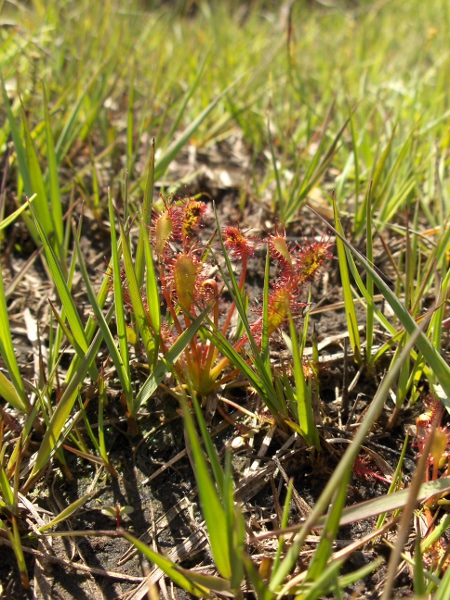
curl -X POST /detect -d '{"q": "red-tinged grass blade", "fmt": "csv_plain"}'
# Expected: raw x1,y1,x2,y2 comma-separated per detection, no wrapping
0,260,28,412
311,206,450,408
23,313,109,492
118,529,211,598
180,393,232,580
269,319,425,590
332,197,361,362
119,222,157,368
28,201,97,381
135,307,210,410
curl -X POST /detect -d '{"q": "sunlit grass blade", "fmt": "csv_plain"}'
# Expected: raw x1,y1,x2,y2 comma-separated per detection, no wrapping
43,85,64,255
107,190,133,412
119,222,157,368
284,107,350,224
38,493,93,533
364,182,375,363
72,229,133,415
286,307,319,448
135,139,155,286
143,219,161,346
20,102,59,254
0,193,36,231
0,258,28,412
28,202,97,381
135,308,210,410
54,69,104,162
1,75,32,195
23,312,109,492
180,392,231,579
269,319,425,590
154,75,242,179
312,207,450,406
332,197,361,362
118,529,211,597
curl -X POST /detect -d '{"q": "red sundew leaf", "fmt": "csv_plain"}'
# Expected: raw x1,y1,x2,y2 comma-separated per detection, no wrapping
223,225,255,260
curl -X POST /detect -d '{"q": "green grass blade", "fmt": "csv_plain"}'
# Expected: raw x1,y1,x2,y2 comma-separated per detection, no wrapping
119,529,210,597
0,258,28,411
43,85,64,253
0,194,36,231
1,75,32,195
270,320,426,589
20,103,57,251
287,307,319,448
28,202,97,381
24,313,109,490
135,139,155,286
135,308,210,410
181,393,231,579
0,371,26,412
38,493,93,533
332,198,361,362
108,191,133,410
312,207,450,406
154,76,242,179
119,222,157,367
73,228,133,409
364,182,375,362
190,389,225,497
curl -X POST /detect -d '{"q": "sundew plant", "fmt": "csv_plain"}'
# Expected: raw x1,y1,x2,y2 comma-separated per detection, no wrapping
123,193,332,409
